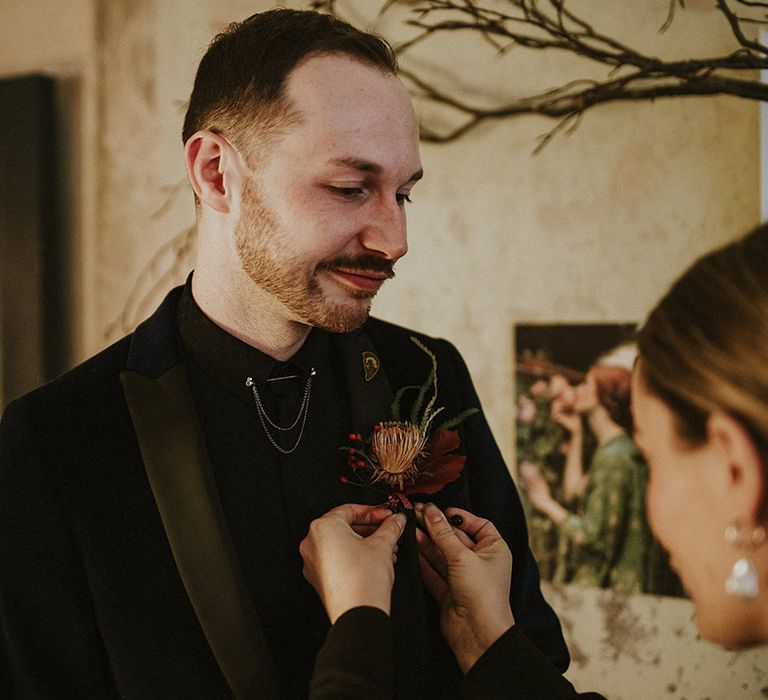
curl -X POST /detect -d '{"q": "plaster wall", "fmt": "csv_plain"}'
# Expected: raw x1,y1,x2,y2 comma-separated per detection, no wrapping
543,582,768,699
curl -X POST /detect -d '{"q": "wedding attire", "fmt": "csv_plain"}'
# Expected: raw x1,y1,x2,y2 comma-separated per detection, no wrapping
0,281,567,698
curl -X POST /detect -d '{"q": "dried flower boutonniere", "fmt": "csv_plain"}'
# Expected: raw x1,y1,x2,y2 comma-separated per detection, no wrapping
340,337,478,511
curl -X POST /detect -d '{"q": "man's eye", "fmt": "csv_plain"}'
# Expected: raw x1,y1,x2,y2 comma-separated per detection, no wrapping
331,187,364,198
396,192,413,205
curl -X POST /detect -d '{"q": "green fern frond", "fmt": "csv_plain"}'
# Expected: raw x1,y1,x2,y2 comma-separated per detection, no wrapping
436,407,479,432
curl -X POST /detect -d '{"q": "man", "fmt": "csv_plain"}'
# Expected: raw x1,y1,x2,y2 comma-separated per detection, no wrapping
0,9,567,699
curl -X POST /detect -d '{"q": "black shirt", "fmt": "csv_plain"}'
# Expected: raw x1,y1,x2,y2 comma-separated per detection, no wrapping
176,285,353,699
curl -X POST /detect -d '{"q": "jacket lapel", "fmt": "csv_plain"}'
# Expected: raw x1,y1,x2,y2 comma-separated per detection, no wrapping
335,327,433,695
121,288,279,699
333,328,394,506
334,327,393,436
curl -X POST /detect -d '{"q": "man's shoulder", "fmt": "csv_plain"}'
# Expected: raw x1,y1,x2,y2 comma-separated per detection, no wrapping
362,314,422,337
359,317,469,389
4,285,183,419
362,316,457,355
4,335,133,419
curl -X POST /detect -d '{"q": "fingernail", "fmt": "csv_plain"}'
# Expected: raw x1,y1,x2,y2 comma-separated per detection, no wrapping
449,514,464,527
425,503,443,524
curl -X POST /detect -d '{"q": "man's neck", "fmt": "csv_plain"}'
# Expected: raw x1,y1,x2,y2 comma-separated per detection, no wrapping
191,273,311,362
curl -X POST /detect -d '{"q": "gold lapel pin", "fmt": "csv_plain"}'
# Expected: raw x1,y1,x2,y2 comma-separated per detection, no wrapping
362,351,380,382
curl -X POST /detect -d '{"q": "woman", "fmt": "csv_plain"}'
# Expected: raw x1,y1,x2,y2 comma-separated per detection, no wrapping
303,501,602,699
631,224,768,646
301,224,768,697
521,364,675,594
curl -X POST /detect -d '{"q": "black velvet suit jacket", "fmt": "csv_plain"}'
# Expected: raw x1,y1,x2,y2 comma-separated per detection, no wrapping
0,286,567,698
311,607,602,700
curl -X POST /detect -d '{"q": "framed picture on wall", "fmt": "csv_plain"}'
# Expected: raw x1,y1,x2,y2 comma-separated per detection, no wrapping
514,323,683,597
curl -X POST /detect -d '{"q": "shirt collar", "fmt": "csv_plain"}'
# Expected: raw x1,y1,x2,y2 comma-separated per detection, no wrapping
176,277,329,401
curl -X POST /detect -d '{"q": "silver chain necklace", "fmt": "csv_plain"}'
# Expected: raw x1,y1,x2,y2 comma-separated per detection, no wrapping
245,368,316,454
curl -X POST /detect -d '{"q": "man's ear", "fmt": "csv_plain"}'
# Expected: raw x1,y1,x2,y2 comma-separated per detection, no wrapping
184,130,244,214
707,411,767,523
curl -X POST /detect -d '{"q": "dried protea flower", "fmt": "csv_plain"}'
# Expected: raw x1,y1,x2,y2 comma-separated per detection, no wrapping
370,421,427,491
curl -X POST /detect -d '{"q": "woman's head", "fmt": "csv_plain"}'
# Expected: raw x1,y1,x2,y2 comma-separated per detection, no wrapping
637,225,768,455
634,224,768,647
573,364,633,432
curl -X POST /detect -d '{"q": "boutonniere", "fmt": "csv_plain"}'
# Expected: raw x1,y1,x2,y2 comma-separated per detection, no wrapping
340,337,478,511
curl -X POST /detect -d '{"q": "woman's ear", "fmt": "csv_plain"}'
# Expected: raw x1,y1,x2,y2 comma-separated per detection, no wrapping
707,411,767,523
184,130,244,214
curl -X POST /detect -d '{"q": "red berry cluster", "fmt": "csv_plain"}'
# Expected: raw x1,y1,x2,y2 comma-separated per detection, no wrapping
340,432,370,484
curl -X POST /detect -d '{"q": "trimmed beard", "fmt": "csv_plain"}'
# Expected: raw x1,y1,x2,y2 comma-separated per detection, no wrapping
234,177,392,333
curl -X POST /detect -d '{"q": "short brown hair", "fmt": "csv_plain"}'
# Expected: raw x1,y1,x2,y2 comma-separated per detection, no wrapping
182,9,397,153
637,224,768,458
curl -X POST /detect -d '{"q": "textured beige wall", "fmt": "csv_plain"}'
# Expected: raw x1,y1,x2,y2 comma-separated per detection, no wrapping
0,0,98,362
543,582,768,698
3,1,767,697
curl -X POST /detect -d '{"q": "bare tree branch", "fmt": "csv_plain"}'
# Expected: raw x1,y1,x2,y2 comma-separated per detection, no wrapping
338,0,768,144
308,0,339,13
660,0,685,34
717,0,768,54
408,68,768,142
734,0,768,9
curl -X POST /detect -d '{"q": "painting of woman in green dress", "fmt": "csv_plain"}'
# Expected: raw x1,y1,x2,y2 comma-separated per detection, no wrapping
515,325,681,596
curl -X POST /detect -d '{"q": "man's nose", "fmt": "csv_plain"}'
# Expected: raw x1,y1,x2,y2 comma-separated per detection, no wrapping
358,197,408,261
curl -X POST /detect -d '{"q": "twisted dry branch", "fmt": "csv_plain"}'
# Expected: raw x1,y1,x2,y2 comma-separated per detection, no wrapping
325,0,768,146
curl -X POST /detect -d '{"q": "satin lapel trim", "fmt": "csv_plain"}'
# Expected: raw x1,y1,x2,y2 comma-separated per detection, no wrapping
120,365,279,699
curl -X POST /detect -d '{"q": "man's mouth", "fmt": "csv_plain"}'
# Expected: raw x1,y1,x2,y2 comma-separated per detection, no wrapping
327,268,390,293
317,254,396,295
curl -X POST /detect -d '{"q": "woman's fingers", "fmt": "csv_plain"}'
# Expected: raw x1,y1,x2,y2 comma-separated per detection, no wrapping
443,507,501,548
331,503,394,527
415,503,475,548
370,511,406,548
420,504,471,561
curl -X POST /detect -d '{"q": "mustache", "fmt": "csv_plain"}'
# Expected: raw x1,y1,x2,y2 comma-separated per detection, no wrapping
317,254,396,279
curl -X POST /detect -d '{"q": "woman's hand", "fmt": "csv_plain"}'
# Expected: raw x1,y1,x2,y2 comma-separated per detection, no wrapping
300,504,406,624
551,397,582,435
519,461,553,510
415,503,515,674
519,462,570,524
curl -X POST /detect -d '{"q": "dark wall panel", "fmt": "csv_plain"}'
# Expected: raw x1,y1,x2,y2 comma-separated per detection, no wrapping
0,75,69,406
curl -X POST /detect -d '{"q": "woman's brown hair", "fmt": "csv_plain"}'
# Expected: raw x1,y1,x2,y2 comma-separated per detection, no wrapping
636,224,768,458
